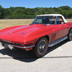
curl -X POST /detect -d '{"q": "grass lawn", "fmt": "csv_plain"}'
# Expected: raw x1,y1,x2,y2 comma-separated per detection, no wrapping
0,19,72,30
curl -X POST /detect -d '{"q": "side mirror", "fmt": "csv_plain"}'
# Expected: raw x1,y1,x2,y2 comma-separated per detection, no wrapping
60,23,63,26
61,21,64,24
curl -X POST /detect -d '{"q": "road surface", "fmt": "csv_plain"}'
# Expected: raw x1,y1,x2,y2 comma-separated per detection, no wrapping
0,40,72,72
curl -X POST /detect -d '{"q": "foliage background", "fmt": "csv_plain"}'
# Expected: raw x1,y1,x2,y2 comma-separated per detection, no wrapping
0,5,72,19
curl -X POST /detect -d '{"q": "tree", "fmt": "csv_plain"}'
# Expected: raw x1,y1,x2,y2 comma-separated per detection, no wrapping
0,5,72,19
0,5,4,19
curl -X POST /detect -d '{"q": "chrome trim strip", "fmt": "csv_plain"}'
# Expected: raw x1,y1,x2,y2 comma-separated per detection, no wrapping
48,36,68,47
0,42,35,49
8,44,35,49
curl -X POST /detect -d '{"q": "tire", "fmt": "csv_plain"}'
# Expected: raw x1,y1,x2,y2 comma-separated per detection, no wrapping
33,37,48,58
68,28,72,41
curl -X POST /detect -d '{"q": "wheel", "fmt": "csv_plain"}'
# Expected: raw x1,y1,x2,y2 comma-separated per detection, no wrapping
68,28,72,41
33,37,48,57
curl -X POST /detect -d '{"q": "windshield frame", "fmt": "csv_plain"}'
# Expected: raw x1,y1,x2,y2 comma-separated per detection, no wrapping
31,16,57,25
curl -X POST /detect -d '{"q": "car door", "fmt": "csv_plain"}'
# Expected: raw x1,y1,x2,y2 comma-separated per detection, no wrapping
48,16,59,43
49,25,58,42
55,16,69,39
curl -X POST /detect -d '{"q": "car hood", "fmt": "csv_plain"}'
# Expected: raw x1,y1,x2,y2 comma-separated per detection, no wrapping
0,24,46,43
0,24,46,35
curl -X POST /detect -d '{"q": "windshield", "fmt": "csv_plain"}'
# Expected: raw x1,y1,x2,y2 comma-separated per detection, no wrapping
32,16,56,24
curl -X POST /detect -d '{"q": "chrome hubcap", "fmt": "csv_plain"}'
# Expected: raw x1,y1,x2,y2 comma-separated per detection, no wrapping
39,44,45,50
39,40,46,54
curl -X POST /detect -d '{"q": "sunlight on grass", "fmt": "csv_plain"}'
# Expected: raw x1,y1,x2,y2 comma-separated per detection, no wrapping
0,19,34,30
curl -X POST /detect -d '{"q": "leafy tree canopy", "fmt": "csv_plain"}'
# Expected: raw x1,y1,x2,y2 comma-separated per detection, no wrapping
0,5,72,19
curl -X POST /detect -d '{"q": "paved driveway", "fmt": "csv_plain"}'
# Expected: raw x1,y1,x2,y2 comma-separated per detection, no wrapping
0,40,72,72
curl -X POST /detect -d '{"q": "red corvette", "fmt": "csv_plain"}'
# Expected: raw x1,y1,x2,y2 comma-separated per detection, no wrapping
0,14,72,57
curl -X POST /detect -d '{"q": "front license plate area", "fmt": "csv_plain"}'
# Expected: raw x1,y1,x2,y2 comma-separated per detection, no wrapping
3,43,9,48
8,45,14,50
0,42,2,46
3,43,13,50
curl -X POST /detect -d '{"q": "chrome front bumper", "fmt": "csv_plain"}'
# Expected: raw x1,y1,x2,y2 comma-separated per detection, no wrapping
0,42,35,49
8,44,35,49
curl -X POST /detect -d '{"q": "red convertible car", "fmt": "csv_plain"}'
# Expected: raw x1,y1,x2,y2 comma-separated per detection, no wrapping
0,14,72,57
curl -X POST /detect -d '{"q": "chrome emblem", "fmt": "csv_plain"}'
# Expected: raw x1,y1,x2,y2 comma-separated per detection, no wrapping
21,33,24,34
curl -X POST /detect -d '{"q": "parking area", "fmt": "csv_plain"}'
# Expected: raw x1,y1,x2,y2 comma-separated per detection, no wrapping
0,40,72,72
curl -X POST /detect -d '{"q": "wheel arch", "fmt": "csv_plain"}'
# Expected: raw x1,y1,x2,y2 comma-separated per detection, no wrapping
35,35,49,45
67,27,72,41
70,27,72,30
68,27,72,33
33,35,49,57
44,35,49,41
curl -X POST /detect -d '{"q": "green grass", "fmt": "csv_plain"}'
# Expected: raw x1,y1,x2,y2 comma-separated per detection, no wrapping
0,19,34,30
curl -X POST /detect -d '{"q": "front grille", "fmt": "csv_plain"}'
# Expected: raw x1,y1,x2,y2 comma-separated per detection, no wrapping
0,40,24,46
